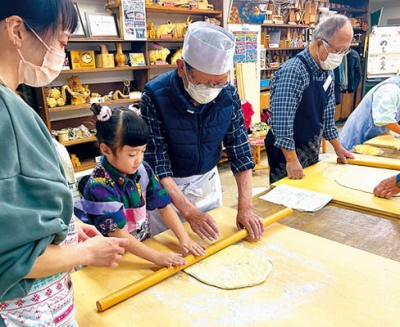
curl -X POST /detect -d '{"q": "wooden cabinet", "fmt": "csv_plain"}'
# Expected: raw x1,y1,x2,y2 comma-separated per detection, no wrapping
33,1,223,172
260,90,270,111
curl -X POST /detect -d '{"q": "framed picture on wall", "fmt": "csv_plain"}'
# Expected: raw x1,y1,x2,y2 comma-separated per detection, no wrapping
85,13,119,37
71,2,86,37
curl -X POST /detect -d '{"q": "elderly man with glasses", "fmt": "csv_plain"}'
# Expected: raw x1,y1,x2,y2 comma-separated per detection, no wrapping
264,14,355,183
141,22,264,242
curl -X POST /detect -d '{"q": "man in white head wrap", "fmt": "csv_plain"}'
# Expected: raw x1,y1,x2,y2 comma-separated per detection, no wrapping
141,22,264,241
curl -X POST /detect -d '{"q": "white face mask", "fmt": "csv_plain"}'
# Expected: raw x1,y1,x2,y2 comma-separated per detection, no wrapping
185,81,223,104
317,43,345,71
17,27,66,87
183,67,225,104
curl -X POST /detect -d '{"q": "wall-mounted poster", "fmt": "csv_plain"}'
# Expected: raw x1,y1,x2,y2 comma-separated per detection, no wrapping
232,30,258,65
228,0,267,24
121,0,146,40
367,25,400,78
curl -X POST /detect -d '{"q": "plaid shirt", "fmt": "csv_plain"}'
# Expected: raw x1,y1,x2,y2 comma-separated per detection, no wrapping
270,47,339,150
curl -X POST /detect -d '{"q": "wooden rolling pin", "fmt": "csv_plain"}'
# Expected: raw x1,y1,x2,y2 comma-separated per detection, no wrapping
337,157,400,170
96,207,293,312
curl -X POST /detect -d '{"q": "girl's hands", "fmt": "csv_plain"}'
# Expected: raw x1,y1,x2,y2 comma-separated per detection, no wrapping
180,238,206,257
154,252,187,268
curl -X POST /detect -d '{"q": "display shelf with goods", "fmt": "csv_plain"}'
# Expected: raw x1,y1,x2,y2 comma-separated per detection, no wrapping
327,0,369,120
260,23,309,86
33,38,146,172
329,1,369,60
33,0,223,172
107,2,223,79
259,22,309,118
257,0,369,120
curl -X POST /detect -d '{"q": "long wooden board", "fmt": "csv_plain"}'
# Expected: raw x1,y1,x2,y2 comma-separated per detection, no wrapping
273,155,400,218
71,206,400,326
343,153,400,170
363,132,400,149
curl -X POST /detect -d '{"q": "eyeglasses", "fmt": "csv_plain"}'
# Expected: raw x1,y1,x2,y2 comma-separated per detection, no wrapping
322,39,350,55
184,66,230,90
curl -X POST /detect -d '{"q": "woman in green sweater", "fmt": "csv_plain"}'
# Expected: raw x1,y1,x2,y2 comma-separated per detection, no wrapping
0,1,129,326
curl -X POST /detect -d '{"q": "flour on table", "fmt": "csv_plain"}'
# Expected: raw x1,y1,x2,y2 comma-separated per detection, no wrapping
184,245,273,289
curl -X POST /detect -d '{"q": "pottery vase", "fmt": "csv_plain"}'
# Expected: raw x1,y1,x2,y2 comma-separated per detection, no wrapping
115,43,126,67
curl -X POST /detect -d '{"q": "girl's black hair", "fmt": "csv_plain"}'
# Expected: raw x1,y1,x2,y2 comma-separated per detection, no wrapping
90,103,149,153
1,0,78,37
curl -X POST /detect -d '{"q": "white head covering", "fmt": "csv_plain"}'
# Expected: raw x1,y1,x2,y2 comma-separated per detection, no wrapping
182,21,235,75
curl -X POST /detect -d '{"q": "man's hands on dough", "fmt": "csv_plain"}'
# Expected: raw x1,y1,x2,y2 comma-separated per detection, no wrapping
374,175,400,199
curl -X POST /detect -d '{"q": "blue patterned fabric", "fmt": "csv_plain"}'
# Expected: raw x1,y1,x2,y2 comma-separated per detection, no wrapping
83,158,170,235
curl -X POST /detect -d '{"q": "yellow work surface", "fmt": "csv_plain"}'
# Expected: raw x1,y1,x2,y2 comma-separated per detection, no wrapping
273,155,400,218
71,206,400,327
363,132,400,149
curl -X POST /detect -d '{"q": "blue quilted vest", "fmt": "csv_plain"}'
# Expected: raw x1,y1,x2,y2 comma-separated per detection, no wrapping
143,70,237,177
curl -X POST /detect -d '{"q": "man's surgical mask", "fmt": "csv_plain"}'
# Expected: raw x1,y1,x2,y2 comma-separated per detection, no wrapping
318,40,346,71
17,25,66,87
183,67,227,104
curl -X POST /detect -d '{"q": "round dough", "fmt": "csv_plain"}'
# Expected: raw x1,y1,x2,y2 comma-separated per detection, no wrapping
325,165,400,196
184,245,273,289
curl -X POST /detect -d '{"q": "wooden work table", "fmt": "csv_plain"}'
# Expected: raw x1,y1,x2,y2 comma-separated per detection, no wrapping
272,155,400,219
253,200,400,262
363,132,400,150
71,203,400,326
70,150,400,326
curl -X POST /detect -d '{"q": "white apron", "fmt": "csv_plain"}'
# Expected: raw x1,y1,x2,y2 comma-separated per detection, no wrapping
0,219,78,327
150,166,223,235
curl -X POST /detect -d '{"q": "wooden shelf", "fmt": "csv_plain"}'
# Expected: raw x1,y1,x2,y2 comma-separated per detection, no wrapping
147,38,184,43
332,7,367,14
145,4,222,16
49,98,141,113
60,135,97,147
36,0,225,172
73,158,97,173
265,46,306,51
262,23,309,28
69,37,125,43
106,3,222,17
148,64,176,70
60,66,148,74
261,67,279,71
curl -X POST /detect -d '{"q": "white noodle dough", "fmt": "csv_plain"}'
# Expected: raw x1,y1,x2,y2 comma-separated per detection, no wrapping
184,245,273,289
331,165,400,196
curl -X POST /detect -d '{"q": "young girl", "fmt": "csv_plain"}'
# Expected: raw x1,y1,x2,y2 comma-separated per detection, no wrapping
78,103,205,267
